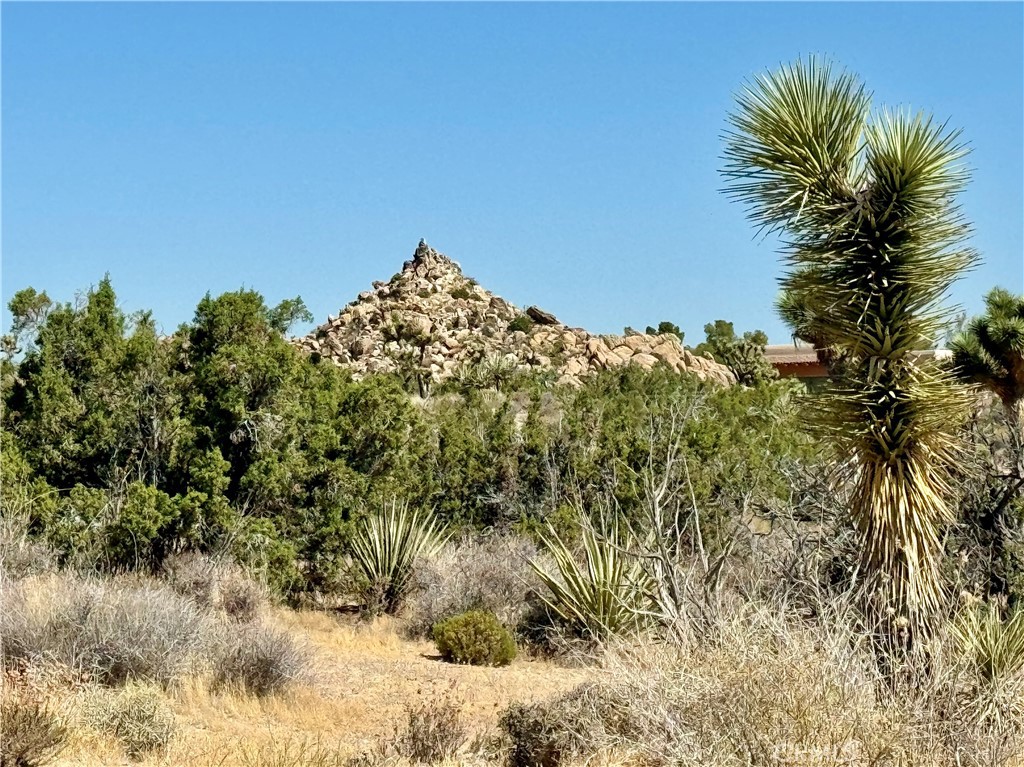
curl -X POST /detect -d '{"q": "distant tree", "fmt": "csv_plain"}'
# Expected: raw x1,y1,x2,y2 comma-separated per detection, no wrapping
267,297,314,334
2,287,53,357
951,287,1024,429
693,320,776,387
644,321,684,343
722,57,975,621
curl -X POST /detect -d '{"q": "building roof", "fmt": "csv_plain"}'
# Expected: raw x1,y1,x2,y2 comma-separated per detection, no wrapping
763,344,953,369
763,344,819,366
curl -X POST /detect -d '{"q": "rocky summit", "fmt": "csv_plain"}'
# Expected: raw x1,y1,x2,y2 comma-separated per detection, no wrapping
295,241,734,388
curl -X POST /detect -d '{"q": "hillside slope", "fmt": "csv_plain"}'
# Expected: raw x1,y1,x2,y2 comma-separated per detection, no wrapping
296,241,734,388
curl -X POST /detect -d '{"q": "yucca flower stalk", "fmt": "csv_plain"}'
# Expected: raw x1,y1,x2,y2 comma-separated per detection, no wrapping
350,499,448,615
722,58,976,622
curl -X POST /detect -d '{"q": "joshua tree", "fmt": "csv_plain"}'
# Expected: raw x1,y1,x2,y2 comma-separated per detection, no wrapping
722,58,976,621
951,287,1024,429
951,288,1024,607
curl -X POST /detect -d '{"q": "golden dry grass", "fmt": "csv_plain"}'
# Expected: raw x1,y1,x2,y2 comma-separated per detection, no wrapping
47,607,592,766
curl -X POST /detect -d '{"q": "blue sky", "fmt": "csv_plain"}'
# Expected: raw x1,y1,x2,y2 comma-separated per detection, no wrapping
3,2,1021,343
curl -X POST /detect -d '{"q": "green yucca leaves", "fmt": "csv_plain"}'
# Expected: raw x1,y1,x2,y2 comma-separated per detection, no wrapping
953,605,1024,684
350,499,448,615
530,515,649,640
952,605,1024,724
950,287,1024,427
723,57,975,621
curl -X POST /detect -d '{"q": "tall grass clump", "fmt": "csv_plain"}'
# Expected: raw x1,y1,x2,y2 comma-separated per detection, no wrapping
0,695,68,767
351,499,448,615
500,554,1024,767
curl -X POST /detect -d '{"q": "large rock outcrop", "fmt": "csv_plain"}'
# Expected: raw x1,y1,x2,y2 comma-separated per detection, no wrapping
295,241,734,388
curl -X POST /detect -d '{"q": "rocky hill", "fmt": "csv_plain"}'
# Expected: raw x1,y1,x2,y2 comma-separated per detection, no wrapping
295,241,734,388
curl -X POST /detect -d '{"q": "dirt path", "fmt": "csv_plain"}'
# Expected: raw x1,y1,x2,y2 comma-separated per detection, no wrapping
274,609,593,750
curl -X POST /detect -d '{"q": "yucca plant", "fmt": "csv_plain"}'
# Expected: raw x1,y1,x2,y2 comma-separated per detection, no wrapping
722,58,976,622
951,605,1024,724
350,499,448,615
951,287,1024,430
530,514,649,639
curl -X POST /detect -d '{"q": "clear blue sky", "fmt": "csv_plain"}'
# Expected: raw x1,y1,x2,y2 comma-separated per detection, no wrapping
3,2,1021,343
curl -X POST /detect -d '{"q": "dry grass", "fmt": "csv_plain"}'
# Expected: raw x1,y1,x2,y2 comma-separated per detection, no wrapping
30,606,589,766
7,539,1023,767
1,573,221,687
497,602,1024,767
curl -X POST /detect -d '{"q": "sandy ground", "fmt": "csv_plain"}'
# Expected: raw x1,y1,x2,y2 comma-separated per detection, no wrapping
51,608,593,766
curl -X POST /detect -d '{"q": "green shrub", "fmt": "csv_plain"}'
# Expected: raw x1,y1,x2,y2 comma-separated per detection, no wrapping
0,697,68,767
449,286,477,301
507,315,533,334
432,610,517,666
85,684,175,760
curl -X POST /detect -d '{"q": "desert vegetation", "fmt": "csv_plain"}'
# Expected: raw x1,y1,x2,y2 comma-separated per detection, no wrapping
1,57,1022,766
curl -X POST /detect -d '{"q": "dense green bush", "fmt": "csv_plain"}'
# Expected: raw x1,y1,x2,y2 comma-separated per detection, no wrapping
1,277,819,602
432,610,517,666
506,315,533,334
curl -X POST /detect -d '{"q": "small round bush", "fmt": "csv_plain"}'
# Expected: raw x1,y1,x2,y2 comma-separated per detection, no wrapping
432,610,517,667
213,625,307,696
507,315,534,334
85,684,176,760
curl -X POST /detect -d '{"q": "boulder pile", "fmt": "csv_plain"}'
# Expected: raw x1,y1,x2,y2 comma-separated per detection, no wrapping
295,241,734,388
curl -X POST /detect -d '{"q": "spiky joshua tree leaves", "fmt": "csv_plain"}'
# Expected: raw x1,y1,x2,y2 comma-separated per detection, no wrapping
722,58,976,622
951,287,1024,430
